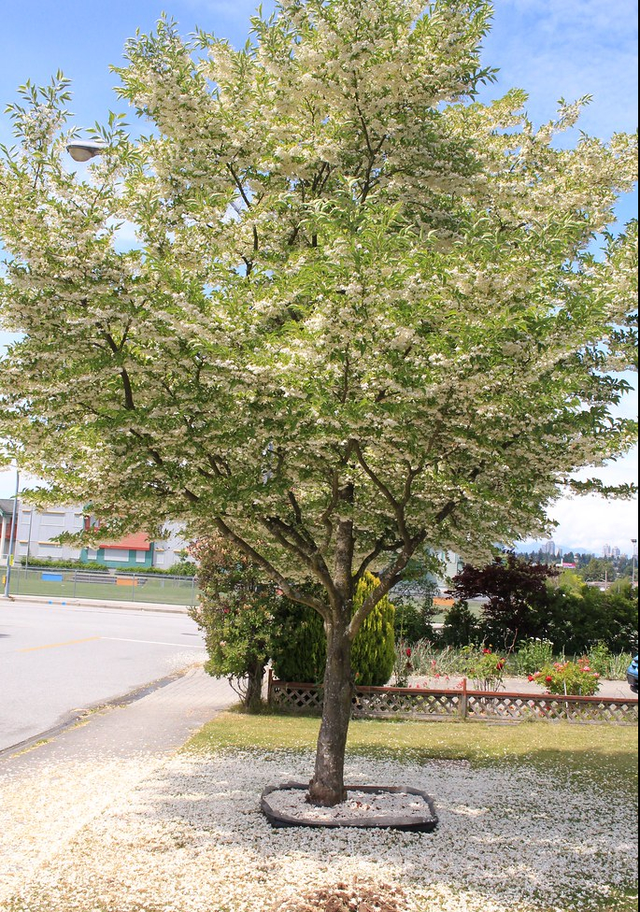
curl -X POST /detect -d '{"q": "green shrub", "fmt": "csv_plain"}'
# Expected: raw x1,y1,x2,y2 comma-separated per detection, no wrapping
18,556,196,576
586,641,615,676
189,536,275,711
19,557,110,571
465,648,507,691
269,596,326,684
392,593,438,643
513,638,555,675
351,572,396,686
391,564,439,643
270,572,396,686
584,642,634,680
539,581,638,654
440,600,481,647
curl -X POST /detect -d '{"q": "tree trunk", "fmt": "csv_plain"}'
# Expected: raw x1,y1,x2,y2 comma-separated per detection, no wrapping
243,661,264,713
308,619,354,806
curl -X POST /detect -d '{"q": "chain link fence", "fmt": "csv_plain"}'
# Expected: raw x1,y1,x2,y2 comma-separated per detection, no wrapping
6,567,199,606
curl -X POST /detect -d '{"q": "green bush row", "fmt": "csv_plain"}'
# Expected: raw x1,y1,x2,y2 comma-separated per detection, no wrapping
17,556,196,576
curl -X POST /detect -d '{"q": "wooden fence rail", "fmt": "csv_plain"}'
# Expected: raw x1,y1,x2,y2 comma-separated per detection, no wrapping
267,673,638,724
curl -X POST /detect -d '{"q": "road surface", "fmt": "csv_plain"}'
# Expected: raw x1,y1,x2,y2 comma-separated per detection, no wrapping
0,599,207,751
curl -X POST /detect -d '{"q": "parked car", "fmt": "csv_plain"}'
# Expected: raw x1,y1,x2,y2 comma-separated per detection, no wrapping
627,655,638,694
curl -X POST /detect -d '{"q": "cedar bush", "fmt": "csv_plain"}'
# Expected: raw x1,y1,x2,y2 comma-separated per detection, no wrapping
351,572,396,686
270,572,396,686
269,594,327,684
440,600,482,647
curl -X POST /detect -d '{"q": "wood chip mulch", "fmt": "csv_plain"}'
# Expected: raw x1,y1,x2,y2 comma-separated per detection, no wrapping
272,879,408,912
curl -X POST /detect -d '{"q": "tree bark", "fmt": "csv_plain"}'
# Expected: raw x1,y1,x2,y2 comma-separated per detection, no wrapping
243,661,265,713
308,617,354,806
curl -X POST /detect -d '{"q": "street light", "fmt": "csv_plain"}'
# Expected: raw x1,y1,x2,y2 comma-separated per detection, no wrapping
66,140,107,162
2,468,20,599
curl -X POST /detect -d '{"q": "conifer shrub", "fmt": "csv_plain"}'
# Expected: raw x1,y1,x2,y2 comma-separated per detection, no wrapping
440,600,482,646
351,572,396,686
270,572,396,686
269,594,327,684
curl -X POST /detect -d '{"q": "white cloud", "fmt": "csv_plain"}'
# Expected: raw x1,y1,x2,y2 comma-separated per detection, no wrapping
481,0,638,136
540,490,638,556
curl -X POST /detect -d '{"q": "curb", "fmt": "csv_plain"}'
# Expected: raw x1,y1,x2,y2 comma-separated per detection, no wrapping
0,594,191,614
0,666,193,761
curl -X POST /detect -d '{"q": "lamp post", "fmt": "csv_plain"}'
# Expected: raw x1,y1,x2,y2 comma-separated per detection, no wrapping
66,140,107,162
632,539,637,587
2,468,20,598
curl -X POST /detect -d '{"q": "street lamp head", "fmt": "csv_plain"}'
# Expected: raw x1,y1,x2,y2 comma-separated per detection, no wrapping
66,140,107,162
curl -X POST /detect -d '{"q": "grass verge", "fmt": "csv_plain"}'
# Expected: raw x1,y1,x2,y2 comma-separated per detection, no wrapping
186,711,638,793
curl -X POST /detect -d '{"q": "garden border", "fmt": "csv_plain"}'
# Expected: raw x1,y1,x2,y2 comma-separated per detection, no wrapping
267,672,638,724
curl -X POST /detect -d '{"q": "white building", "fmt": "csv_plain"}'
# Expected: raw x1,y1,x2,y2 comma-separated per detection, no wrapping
11,502,190,571
0,498,16,564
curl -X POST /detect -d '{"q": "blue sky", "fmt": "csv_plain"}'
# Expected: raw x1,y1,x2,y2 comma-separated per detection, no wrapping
0,0,638,554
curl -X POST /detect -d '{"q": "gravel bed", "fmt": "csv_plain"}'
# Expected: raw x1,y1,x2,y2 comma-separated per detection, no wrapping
1,749,637,912
265,786,433,823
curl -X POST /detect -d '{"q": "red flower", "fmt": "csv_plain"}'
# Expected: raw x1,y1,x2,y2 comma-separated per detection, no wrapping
527,674,534,681
483,648,492,655
545,675,553,683
406,647,412,657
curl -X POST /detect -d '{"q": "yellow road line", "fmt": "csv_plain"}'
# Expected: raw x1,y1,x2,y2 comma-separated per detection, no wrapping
19,636,101,653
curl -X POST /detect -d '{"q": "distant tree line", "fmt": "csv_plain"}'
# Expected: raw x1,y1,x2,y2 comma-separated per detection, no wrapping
518,549,636,581
442,552,638,655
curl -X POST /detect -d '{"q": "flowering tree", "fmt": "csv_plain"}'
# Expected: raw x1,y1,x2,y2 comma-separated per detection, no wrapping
0,0,637,805
189,536,277,711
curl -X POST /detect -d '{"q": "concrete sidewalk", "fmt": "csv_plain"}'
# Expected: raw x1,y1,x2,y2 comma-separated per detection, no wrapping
1,665,236,768
0,668,237,902
3,592,191,614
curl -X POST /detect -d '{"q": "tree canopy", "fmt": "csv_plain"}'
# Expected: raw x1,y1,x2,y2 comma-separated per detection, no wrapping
450,552,558,647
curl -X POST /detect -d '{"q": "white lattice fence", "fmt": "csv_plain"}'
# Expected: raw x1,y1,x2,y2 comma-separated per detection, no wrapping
267,675,639,724
466,692,640,723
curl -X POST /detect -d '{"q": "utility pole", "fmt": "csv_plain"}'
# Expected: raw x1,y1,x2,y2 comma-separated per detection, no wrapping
2,469,20,598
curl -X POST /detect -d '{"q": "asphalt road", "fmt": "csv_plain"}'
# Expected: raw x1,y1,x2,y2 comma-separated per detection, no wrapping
0,599,208,751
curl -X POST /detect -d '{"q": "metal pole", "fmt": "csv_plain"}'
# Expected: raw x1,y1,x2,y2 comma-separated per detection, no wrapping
25,507,34,572
2,469,20,598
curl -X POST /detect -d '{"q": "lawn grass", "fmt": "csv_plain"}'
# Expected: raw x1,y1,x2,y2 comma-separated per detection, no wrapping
186,710,639,793
9,572,199,605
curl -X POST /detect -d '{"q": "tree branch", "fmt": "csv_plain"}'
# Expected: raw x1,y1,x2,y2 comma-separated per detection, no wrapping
348,530,426,639
353,537,403,587
102,330,135,410
214,517,330,618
